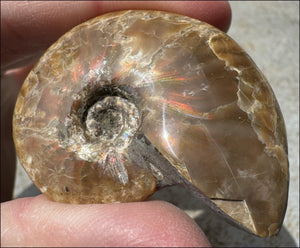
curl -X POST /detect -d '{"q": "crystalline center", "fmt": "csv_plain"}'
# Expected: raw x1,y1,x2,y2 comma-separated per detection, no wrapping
86,99,124,140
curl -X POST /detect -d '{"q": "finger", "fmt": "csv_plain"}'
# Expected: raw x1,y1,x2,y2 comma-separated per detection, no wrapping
0,71,21,202
1,195,211,247
3,63,35,88
1,1,231,71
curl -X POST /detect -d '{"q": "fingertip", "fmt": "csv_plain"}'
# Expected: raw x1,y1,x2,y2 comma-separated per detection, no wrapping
181,1,232,32
207,1,232,32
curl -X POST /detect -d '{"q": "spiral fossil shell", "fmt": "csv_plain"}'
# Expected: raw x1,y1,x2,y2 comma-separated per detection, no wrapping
13,10,289,237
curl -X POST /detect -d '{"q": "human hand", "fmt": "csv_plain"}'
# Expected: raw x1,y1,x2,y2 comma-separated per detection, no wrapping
1,1,231,246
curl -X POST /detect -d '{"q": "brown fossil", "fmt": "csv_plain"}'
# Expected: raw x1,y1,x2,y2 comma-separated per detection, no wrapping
13,10,289,237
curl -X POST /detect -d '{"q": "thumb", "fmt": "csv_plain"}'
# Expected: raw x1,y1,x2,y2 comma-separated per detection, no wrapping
1,195,211,247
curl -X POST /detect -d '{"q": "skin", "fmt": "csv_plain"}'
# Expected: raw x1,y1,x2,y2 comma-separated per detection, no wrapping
1,1,231,246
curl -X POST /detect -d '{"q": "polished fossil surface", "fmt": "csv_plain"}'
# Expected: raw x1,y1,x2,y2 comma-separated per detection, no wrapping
13,10,289,237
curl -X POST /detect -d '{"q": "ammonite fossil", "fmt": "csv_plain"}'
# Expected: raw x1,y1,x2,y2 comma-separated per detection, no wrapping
13,10,289,237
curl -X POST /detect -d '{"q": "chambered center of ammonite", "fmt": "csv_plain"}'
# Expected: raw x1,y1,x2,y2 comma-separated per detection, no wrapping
85,96,140,148
86,106,123,140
